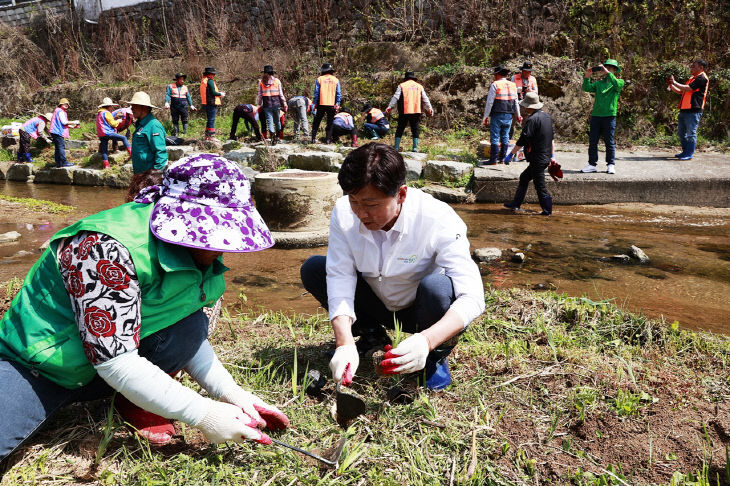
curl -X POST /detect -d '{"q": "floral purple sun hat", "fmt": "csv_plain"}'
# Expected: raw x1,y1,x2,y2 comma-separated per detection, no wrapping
134,154,274,252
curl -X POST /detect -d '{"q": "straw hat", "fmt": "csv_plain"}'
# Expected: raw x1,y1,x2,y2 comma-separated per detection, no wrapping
41,112,53,121
58,98,70,106
125,91,157,108
519,92,543,110
98,97,118,108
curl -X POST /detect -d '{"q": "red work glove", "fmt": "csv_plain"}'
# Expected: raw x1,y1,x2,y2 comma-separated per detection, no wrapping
385,107,392,116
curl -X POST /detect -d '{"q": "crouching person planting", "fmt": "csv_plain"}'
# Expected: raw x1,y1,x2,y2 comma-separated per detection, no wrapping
300,143,484,391
0,155,289,467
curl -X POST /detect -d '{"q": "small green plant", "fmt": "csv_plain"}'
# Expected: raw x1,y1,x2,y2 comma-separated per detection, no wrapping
572,386,599,422
612,389,642,417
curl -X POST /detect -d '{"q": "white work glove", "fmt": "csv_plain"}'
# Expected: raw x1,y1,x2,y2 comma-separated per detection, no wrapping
195,400,271,444
380,333,430,374
329,344,359,386
191,105,197,111
220,386,290,430
164,102,170,108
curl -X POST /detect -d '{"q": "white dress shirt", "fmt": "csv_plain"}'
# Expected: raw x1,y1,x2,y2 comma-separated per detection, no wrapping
326,188,485,328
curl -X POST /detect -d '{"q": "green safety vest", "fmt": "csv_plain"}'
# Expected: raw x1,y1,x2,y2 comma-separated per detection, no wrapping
0,202,227,389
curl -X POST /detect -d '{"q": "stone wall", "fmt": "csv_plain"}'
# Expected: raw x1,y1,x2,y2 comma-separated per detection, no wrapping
0,0,67,28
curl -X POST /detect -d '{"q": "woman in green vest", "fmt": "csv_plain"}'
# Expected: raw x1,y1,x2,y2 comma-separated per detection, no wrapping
0,155,289,465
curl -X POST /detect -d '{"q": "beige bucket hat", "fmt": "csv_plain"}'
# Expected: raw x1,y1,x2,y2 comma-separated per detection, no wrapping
125,91,157,108
519,92,543,110
40,112,53,121
98,97,118,108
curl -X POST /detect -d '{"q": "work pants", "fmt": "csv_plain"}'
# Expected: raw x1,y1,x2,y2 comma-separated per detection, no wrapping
509,160,552,213
312,106,335,142
677,111,702,157
99,133,130,161
170,101,189,135
489,112,512,147
332,124,357,142
363,122,389,138
230,107,261,140
0,309,209,467
394,113,421,139
204,105,217,133
51,134,68,167
288,99,310,137
17,130,31,161
588,116,616,166
300,255,458,364
261,106,282,135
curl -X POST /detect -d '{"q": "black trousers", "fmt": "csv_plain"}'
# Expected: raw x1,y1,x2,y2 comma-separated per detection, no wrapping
230,106,261,140
332,124,357,141
511,160,552,209
17,130,31,159
170,102,189,130
395,113,421,138
312,106,335,141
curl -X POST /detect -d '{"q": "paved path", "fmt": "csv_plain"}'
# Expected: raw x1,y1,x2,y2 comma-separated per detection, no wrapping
473,145,730,207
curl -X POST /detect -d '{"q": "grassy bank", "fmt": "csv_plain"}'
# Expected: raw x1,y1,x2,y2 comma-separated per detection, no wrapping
1,286,728,485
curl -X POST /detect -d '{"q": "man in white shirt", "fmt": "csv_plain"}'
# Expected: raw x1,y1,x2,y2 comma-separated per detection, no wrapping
300,143,484,390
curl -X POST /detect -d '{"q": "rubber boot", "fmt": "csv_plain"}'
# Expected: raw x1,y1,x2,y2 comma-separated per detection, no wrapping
24,152,33,163
16,150,23,162
681,140,696,160
182,124,188,135
271,133,278,146
103,160,110,169
126,146,132,156
262,130,268,141
277,130,284,140
504,183,528,210
421,356,451,391
412,138,419,152
351,134,359,148
115,393,175,445
539,194,553,216
367,127,379,140
171,124,178,136
675,139,688,158
486,145,498,165
394,137,402,151
498,143,508,164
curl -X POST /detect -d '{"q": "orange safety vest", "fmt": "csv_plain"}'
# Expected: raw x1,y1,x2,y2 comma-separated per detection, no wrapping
679,72,709,110
512,75,537,93
494,79,517,101
169,83,189,99
400,80,423,114
259,78,282,98
200,77,221,106
368,108,384,122
317,74,339,106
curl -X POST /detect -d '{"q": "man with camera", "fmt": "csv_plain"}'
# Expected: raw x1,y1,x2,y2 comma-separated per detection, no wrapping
581,59,625,174
667,60,709,161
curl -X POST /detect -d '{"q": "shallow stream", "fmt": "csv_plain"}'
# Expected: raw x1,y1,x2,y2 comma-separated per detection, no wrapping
1,181,728,334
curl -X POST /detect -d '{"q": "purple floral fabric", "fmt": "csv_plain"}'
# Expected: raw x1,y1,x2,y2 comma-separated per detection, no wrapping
58,231,141,365
136,154,274,253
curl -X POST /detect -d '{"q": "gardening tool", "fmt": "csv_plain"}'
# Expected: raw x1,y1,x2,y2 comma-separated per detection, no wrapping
271,436,346,467
334,364,366,426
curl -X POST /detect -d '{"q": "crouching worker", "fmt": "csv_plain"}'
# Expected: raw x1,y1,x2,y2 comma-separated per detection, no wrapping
300,143,484,390
0,155,289,467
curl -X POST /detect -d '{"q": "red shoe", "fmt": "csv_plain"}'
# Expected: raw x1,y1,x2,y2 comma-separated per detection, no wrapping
115,393,175,445
103,160,110,169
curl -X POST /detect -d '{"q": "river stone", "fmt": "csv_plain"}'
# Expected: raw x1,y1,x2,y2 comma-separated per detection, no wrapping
89,151,128,166
289,152,344,172
223,147,256,165
402,151,427,162
34,167,74,184
1,136,17,148
104,164,133,188
73,168,106,186
512,252,526,263
628,245,650,263
222,140,242,152
65,139,89,149
404,158,423,181
6,163,34,181
195,139,223,152
473,247,502,262
308,143,337,152
423,185,470,203
423,160,473,182
0,231,21,243
0,161,13,179
167,145,195,161
611,254,631,264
